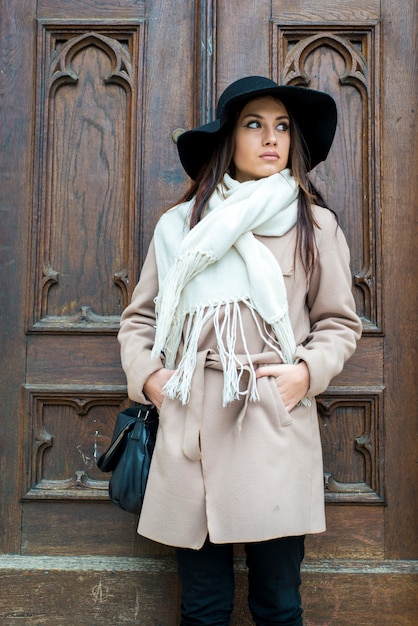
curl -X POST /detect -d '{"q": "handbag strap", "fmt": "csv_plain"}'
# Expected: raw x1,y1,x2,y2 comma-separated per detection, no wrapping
97,404,157,471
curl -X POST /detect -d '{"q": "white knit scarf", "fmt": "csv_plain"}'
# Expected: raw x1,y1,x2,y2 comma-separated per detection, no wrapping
151,169,300,406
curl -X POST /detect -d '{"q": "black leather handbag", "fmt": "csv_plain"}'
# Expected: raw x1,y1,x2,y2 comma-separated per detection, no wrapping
97,404,159,514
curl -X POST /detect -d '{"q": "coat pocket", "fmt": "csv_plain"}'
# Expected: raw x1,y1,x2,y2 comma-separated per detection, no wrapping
258,375,293,428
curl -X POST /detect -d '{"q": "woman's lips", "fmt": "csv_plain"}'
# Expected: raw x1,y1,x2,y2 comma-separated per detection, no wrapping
260,152,280,160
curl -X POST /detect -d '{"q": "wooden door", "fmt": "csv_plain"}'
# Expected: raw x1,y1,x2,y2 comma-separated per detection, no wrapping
1,0,417,624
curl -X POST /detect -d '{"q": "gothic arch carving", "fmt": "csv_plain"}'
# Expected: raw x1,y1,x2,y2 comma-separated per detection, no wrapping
272,24,382,332
282,33,368,91
22,385,129,500
49,31,133,93
316,388,384,503
30,24,143,331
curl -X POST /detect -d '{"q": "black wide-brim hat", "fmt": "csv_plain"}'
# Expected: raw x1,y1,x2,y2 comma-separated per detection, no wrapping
177,75,337,180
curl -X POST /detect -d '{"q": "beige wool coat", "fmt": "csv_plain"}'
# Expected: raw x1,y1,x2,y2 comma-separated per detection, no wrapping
118,205,362,549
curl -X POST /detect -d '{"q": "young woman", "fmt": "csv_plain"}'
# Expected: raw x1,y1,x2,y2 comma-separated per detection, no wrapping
118,76,362,626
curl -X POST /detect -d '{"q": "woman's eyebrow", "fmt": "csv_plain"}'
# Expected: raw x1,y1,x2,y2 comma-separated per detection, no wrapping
242,112,290,121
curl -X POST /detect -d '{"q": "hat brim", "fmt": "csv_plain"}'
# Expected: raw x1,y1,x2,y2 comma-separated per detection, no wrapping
177,84,337,180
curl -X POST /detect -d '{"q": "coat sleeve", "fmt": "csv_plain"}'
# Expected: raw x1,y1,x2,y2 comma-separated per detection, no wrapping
294,210,363,397
117,238,163,403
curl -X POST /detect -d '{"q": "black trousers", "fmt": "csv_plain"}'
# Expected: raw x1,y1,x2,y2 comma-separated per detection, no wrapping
176,535,305,626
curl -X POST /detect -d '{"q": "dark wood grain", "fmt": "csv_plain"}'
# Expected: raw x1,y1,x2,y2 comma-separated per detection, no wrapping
0,557,416,625
1,0,417,622
381,0,418,559
0,0,36,554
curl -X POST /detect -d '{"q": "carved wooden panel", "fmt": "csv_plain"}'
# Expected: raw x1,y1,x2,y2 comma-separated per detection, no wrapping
30,22,144,332
22,386,128,500
317,388,384,503
271,22,382,332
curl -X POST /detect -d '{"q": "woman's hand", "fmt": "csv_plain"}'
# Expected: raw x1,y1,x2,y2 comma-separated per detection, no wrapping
143,368,175,410
255,362,310,412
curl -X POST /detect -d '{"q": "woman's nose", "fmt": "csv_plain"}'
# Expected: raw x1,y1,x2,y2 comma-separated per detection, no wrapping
263,127,277,145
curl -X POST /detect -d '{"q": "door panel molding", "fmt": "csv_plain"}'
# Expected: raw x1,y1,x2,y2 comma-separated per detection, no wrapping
29,21,145,332
22,385,128,501
317,387,384,503
272,22,382,333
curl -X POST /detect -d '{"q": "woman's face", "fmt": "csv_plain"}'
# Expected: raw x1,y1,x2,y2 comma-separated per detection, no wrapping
232,96,291,183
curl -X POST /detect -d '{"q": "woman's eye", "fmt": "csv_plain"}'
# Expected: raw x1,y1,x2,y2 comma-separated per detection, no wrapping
246,120,261,128
244,120,289,131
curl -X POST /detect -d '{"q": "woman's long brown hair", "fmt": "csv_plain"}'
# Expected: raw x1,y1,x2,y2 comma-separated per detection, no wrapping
173,101,332,274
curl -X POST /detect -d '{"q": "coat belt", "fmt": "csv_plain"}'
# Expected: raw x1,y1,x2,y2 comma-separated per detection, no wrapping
181,349,278,461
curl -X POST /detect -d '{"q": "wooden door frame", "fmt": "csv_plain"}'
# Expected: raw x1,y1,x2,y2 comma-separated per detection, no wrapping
0,0,417,624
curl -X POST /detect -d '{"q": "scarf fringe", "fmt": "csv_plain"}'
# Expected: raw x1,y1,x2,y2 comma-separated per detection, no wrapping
214,301,260,406
270,317,296,364
163,305,215,405
152,249,216,364
162,300,295,408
